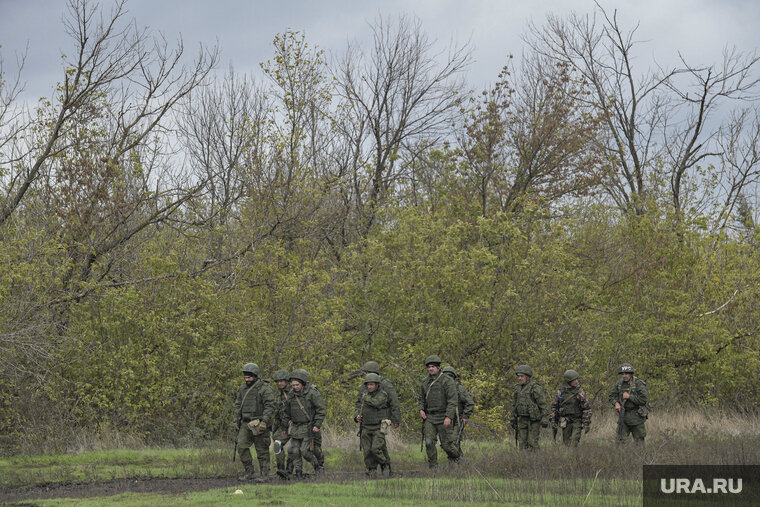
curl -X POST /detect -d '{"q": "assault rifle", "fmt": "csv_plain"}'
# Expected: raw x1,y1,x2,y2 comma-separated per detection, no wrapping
552,402,561,442
455,420,466,455
616,402,626,442
420,419,425,452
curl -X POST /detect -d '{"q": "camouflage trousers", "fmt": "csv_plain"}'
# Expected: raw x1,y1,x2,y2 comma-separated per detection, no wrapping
560,418,583,447
360,424,388,470
287,425,320,474
423,419,459,466
237,425,270,474
617,422,646,443
517,416,541,449
272,430,292,471
312,428,325,467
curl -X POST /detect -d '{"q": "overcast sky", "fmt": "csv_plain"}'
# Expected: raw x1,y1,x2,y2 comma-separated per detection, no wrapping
1,0,759,101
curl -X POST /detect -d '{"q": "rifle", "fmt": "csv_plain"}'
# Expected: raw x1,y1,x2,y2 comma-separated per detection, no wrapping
358,392,366,451
233,426,238,462
616,403,626,442
420,419,425,452
455,420,466,454
552,401,561,442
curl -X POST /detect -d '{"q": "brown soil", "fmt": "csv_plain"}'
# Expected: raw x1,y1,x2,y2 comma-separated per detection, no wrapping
0,471,398,504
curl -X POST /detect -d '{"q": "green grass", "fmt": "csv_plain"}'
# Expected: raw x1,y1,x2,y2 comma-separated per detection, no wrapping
25,477,642,506
0,448,231,488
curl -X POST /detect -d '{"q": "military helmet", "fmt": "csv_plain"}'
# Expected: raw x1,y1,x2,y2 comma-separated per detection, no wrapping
618,363,634,374
425,354,442,366
515,364,533,377
289,369,310,384
563,369,580,383
364,373,381,384
273,369,289,381
442,366,457,378
361,361,380,374
242,363,259,376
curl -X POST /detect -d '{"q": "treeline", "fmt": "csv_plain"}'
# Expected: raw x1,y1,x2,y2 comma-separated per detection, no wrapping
1,1,759,452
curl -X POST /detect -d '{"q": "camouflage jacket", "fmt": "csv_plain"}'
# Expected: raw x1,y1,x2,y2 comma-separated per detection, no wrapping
609,376,649,426
280,384,326,429
233,378,276,427
511,380,549,424
271,384,292,433
549,385,591,425
454,382,475,422
354,387,390,426
355,376,401,425
418,372,458,424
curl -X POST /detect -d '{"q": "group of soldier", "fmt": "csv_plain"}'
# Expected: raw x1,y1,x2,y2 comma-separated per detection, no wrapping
233,357,649,480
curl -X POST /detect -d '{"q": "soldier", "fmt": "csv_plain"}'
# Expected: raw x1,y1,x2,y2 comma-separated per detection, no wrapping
609,363,649,444
354,373,392,477
234,362,276,480
442,366,474,456
279,369,326,477
508,365,549,450
549,369,592,447
271,369,294,478
418,355,460,468
359,361,401,469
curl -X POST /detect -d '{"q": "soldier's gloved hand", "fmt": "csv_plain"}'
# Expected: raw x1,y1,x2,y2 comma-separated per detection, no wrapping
541,421,549,428
584,424,590,434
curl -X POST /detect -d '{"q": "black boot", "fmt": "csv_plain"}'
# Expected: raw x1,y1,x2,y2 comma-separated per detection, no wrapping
276,465,288,479
238,464,255,481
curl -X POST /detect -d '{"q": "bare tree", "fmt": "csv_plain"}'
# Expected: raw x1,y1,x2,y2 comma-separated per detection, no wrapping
178,67,267,230
714,107,760,232
0,0,217,381
0,0,217,229
334,14,471,235
525,5,760,220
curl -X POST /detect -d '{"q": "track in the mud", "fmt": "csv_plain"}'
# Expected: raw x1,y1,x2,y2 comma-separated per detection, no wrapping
0,471,413,504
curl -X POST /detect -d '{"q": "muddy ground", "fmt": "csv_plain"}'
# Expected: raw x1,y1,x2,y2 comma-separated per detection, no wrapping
0,471,401,505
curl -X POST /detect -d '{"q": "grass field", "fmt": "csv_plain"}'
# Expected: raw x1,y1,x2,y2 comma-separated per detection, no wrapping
1,410,758,506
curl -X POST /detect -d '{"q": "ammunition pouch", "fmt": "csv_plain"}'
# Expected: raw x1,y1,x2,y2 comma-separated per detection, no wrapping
637,405,650,418
380,419,392,436
559,417,568,429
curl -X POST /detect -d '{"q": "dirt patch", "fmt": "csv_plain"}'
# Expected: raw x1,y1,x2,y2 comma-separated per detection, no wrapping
0,476,246,504
0,471,406,504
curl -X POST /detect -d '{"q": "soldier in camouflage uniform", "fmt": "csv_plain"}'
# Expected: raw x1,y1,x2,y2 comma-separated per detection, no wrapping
354,373,392,477
279,369,326,477
271,369,294,478
359,361,401,469
442,366,474,456
508,365,549,450
234,363,276,480
418,355,460,468
609,363,649,444
549,369,592,447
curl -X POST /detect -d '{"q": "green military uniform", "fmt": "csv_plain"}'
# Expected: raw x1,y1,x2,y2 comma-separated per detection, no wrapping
354,373,392,475
279,369,326,476
234,363,276,478
549,370,592,447
418,355,460,467
271,369,293,476
609,363,649,443
359,361,401,467
443,366,475,455
510,365,548,450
